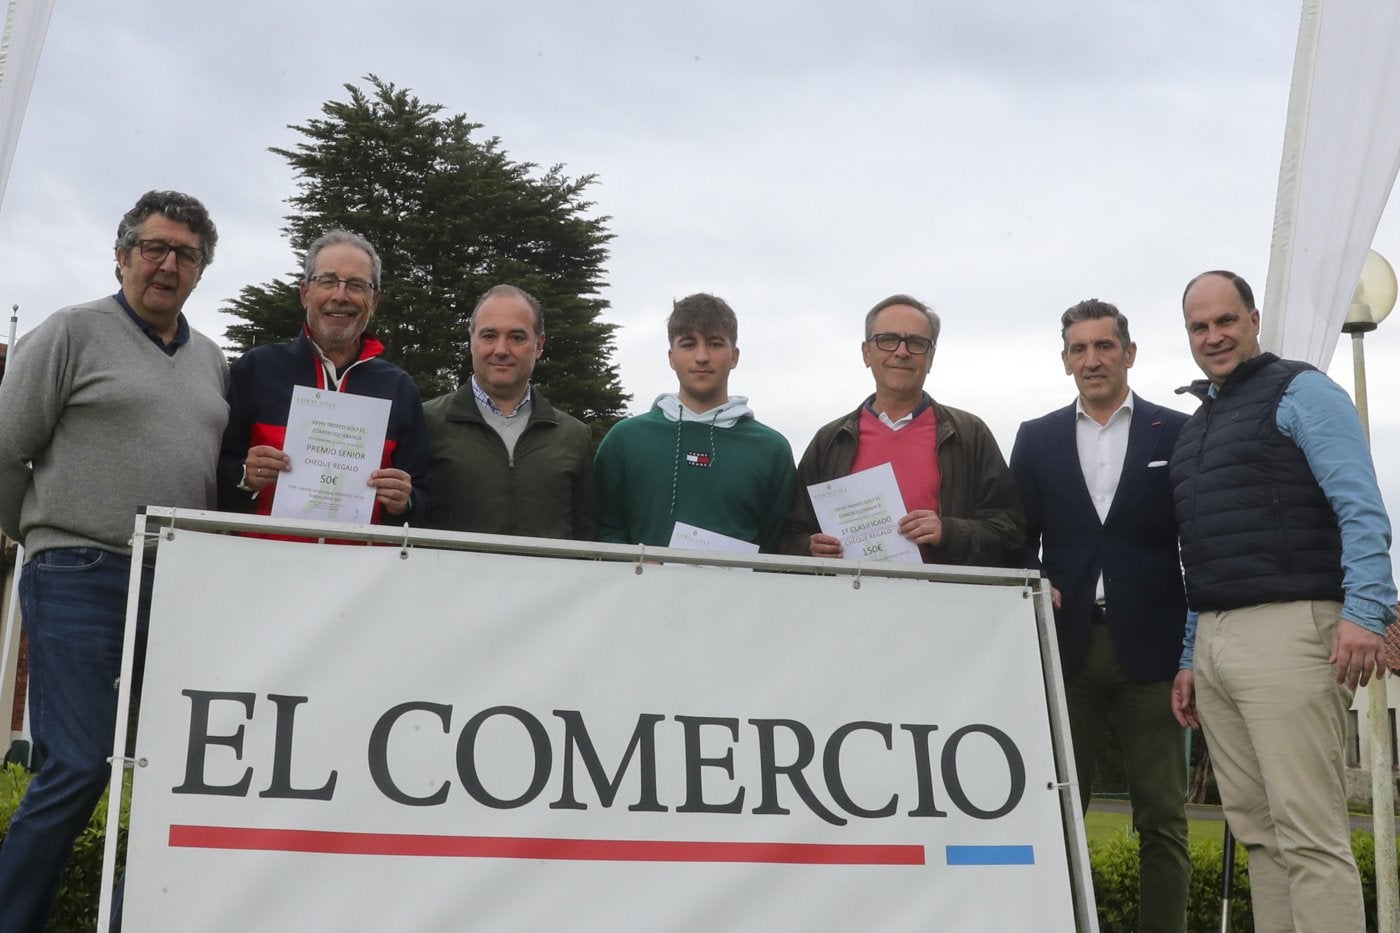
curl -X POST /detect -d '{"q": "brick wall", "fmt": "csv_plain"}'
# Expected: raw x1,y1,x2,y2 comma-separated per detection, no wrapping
10,629,25,733
4,534,23,734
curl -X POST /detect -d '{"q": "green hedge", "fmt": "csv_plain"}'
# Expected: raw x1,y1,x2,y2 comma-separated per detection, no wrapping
0,762,129,933
1090,828,1395,932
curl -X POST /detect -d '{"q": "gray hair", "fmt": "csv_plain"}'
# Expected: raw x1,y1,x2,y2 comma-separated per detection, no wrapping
471,284,545,335
1060,299,1131,350
303,230,382,290
114,190,218,280
864,294,940,345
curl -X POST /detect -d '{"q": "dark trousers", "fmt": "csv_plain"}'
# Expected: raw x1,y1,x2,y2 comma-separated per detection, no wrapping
1066,622,1190,933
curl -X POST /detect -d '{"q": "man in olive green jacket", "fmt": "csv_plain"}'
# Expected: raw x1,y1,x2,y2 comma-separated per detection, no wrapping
424,285,595,540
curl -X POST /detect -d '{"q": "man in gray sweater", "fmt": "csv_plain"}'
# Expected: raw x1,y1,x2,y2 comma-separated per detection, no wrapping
0,190,228,931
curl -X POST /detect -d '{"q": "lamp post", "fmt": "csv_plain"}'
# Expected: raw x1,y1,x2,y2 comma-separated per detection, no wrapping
1345,248,1398,933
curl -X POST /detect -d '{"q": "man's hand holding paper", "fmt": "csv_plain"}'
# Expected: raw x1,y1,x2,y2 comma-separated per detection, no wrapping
805,462,923,564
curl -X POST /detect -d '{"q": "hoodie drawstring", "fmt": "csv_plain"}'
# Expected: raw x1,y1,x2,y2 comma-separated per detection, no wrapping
669,410,718,517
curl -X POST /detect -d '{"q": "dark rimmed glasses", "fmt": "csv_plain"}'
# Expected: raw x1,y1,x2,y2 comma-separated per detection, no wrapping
134,239,205,270
868,332,934,355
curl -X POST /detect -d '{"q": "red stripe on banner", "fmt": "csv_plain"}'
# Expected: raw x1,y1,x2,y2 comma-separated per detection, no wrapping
167,825,924,865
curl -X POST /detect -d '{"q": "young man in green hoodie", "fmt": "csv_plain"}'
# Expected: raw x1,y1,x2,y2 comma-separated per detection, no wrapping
594,293,796,552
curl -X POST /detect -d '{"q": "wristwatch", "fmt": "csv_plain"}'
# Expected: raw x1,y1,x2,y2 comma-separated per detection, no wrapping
236,464,259,497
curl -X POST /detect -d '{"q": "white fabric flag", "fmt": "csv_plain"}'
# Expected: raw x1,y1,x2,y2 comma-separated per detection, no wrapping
1263,0,1400,368
0,0,56,215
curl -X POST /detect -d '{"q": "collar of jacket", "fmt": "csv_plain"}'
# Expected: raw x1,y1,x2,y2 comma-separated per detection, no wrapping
839,391,953,448
441,383,557,426
1174,351,1279,403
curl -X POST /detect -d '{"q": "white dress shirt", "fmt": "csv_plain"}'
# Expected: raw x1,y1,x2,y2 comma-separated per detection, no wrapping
1075,392,1134,600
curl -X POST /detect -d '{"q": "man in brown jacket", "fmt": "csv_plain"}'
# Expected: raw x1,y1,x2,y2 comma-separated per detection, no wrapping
784,294,1023,566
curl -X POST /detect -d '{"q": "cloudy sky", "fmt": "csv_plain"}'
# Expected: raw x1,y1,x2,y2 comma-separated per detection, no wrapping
3,0,1399,543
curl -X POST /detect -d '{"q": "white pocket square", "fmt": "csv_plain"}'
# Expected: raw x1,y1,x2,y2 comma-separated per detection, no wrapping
1148,460,1169,468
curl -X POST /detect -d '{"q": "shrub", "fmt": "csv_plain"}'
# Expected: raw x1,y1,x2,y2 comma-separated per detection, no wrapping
0,762,129,932
1088,830,1141,931
1356,829,1388,932
1182,832,1251,932
1089,827,1400,932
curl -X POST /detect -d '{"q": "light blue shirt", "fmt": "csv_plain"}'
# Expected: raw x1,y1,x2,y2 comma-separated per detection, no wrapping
1179,369,1397,668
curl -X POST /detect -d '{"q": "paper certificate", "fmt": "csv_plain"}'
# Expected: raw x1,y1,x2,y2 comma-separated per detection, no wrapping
668,521,761,555
271,385,391,524
806,462,922,564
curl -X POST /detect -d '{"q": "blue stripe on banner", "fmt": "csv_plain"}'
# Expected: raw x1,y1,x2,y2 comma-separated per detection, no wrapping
945,845,1034,865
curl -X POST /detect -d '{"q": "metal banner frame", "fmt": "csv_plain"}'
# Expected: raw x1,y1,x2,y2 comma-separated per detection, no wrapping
98,506,1095,931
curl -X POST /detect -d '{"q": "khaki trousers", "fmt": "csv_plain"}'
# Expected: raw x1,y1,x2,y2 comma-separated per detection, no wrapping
1194,601,1364,933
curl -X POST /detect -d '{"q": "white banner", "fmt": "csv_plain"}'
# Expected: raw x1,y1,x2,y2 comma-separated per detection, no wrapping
123,530,1079,932
1263,0,1400,367
0,0,56,215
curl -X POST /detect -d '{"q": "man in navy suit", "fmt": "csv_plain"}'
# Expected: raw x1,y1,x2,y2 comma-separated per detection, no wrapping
1010,299,1190,933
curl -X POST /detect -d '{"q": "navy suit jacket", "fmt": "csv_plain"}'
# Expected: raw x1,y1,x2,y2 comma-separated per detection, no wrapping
1010,394,1188,682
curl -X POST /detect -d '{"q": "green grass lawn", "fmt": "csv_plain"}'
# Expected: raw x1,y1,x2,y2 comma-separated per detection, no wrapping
1086,804,1388,851
1083,807,1229,849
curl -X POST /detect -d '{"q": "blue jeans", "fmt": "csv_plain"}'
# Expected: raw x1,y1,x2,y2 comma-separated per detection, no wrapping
0,547,150,933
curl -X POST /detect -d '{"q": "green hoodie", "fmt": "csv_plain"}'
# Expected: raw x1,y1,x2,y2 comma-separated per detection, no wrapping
594,394,796,552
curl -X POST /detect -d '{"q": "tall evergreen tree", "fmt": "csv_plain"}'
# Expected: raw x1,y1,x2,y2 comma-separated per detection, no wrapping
223,75,628,429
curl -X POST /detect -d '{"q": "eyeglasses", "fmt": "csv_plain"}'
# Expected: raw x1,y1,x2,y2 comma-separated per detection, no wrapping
134,239,205,269
868,332,934,355
307,274,377,297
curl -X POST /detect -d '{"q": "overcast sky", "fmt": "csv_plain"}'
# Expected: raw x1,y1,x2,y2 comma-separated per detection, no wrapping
2,0,1398,546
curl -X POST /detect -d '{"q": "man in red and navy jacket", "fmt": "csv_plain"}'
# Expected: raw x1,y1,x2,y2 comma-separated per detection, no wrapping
218,230,429,524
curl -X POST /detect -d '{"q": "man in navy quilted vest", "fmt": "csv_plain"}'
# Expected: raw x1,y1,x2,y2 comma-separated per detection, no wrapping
1169,269,1396,931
